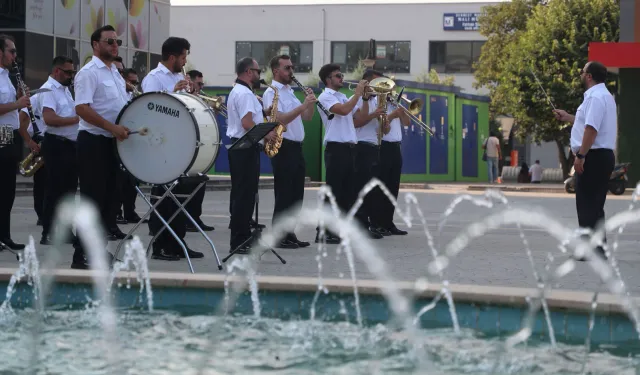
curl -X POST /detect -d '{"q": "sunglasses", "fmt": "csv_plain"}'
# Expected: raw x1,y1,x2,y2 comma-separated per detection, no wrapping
59,68,76,75
249,68,261,74
103,38,123,46
281,65,294,71
129,81,139,85
332,73,344,79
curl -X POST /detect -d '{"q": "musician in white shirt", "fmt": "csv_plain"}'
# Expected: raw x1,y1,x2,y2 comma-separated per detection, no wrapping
72,25,130,269
141,36,205,262
262,54,316,249
0,34,30,251
226,57,274,254
37,56,80,246
352,69,388,240
18,92,46,231
316,63,366,244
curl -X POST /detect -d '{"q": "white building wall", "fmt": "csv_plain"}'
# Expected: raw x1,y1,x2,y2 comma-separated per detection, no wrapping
170,2,501,93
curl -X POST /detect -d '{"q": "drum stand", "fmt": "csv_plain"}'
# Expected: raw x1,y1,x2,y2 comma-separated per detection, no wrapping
113,174,223,273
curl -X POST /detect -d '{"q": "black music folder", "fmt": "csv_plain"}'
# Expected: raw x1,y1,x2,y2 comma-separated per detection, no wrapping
226,122,279,151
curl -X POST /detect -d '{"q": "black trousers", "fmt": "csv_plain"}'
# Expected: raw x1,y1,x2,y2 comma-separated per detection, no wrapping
73,131,118,262
114,165,138,219
354,142,380,229
185,180,206,222
148,181,192,254
33,164,45,222
0,129,20,240
321,142,357,235
228,139,259,249
271,139,305,239
41,133,78,237
372,141,403,229
575,149,615,236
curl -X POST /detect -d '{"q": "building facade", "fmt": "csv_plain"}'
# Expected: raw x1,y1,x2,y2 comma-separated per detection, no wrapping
170,1,505,94
0,0,171,89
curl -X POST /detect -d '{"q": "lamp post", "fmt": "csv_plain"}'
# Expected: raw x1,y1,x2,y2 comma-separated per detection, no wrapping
362,39,376,68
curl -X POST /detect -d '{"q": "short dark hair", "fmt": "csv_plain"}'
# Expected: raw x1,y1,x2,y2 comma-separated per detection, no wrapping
52,56,73,71
363,69,383,80
235,57,255,75
0,34,14,52
90,25,116,48
535,160,540,163
123,68,137,77
319,63,341,86
113,55,123,63
187,69,203,80
161,37,190,60
269,55,290,71
586,61,608,83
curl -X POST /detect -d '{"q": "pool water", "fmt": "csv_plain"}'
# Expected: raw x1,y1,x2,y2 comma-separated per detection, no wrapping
0,307,638,375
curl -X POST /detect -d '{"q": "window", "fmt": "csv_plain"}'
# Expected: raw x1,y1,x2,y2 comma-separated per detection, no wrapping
429,41,485,74
331,41,410,74
235,42,313,73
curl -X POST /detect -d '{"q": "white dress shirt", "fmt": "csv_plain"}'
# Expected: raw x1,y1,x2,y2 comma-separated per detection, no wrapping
262,79,305,142
20,92,46,137
383,102,403,142
355,95,379,145
570,82,617,153
142,62,184,93
40,76,78,141
74,56,128,137
318,88,357,145
0,67,19,130
226,81,263,139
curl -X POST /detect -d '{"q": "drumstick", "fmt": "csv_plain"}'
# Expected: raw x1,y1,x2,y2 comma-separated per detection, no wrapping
129,127,149,136
529,67,556,110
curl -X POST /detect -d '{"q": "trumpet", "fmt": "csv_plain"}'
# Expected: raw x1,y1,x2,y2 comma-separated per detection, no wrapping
181,66,191,93
196,90,228,118
126,82,141,97
386,88,434,136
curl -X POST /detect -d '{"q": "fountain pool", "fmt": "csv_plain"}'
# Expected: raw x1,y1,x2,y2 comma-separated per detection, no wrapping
0,270,638,375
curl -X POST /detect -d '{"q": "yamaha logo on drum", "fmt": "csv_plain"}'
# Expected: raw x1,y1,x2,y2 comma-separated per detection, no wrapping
147,101,180,118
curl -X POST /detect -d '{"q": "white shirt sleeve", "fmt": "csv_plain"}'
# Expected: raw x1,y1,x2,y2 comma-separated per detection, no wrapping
238,92,261,120
262,88,274,111
41,91,58,113
319,94,340,115
74,69,96,106
141,74,165,93
583,96,606,132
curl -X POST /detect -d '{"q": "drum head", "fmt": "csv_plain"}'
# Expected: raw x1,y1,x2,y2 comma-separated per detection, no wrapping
116,92,199,185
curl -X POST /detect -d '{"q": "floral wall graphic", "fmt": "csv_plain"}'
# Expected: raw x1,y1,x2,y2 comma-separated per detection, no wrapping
149,1,170,54
107,0,128,46
127,0,149,51
82,0,104,41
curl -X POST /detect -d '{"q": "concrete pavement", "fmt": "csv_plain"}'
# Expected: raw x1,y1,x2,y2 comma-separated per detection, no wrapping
4,186,640,295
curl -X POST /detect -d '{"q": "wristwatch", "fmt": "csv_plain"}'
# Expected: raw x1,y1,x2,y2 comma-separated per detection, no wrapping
362,96,369,101
576,153,585,159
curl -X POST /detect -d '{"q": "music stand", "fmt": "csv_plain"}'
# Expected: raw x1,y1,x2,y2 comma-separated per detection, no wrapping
222,123,286,264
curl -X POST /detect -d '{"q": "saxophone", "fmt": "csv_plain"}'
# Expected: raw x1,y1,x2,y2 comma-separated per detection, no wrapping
376,92,389,145
12,61,44,177
261,80,286,158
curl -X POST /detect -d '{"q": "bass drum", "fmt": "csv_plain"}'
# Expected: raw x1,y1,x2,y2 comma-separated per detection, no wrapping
115,91,220,185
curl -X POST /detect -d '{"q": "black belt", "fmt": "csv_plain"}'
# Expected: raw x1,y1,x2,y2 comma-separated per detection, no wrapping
45,132,75,143
382,140,401,144
326,141,356,148
281,138,303,146
357,141,379,148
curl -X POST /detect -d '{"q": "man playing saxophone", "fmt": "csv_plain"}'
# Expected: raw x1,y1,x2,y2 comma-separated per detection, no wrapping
37,56,81,245
352,69,389,239
0,34,29,251
227,57,275,254
18,91,46,230
262,54,316,249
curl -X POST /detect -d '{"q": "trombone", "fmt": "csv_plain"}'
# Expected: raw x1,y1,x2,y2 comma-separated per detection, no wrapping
196,90,228,118
386,88,434,137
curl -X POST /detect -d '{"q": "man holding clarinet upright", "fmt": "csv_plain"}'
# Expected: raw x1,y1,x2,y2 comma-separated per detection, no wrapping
262,54,317,249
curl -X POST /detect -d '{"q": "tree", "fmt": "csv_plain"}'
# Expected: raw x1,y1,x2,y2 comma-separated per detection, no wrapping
474,0,619,177
416,68,455,86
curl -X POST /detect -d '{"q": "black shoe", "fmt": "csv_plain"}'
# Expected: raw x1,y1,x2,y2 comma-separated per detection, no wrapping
176,248,205,259
1,238,25,250
288,235,310,248
71,259,90,269
229,244,251,255
108,228,127,240
388,226,408,235
276,239,299,249
315,234,340,244
152,248,180,261
250,219,265,229
124,214,142,223
116,215,127,225
40,235,51,245
186,220,215,232
36,219,42,226
367,228,384,239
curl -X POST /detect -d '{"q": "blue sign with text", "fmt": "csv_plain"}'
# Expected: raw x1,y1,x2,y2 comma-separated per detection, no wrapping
443,13,481,31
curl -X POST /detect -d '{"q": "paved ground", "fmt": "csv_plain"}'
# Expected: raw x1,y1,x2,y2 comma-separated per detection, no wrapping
4,186,640,295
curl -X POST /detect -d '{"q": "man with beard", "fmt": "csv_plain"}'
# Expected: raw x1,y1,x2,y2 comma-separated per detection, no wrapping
72,25,130,269
553,61,617,261
0,34,30,251
36,56,80,245
226,57,275,254
261,55,316,249
141,36,204,261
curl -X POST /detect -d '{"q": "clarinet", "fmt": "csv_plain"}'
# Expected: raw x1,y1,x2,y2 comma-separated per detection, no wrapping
11,61,39,136
290,75,334,120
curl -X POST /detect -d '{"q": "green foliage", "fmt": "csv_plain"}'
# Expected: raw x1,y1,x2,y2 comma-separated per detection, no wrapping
474,0,619,175
348,60,367,81
305,70,320,87
416,68,456,86
263,69,274,85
